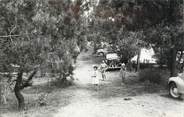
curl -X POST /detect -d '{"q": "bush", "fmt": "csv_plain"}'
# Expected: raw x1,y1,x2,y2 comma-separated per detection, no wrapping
50,75,74,88
38,93,48,106
139,68,163,84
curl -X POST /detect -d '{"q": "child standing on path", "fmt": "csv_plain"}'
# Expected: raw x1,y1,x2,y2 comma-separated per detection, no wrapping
120,63,126,83
100,60,107,81
91,65,100,90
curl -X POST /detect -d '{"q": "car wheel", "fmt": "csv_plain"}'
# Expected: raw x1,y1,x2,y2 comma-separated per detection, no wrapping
169,82,181,99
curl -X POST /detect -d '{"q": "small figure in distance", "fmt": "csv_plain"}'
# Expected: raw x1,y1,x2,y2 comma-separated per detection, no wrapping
91,65,100,91
100,60,107,81
120,63,126,84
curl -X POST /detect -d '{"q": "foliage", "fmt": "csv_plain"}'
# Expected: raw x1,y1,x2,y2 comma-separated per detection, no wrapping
0,0,183,110
93,0,184,75
0,0,88,109
117,29,144,63
143,21,184,76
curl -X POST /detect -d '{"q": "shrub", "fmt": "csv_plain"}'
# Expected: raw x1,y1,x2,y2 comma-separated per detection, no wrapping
139,68,163,84
38,93,48,106
50,75,74,88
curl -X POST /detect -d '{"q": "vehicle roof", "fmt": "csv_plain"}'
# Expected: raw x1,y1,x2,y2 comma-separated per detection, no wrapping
106,53,119,60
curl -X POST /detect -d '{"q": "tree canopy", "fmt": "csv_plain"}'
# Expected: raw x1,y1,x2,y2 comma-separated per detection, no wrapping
89,0,184,74
0,0,87,109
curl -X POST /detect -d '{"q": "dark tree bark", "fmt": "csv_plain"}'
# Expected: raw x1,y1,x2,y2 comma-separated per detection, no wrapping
14,69,37,110
136,48,141,72
177,51,183,73
178,51,183,63
170,48,177,77
21,70,37,88
181,61,184,73
93,42,98,54
14,70,25,110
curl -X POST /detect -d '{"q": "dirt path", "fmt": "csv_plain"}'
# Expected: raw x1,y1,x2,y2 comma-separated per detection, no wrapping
53,50,184,117
54,50,101,117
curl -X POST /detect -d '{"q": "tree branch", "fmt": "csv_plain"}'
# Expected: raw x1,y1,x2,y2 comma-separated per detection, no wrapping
27,70,37,82
20,70,37,89
0,35,20,38
9,25,17,42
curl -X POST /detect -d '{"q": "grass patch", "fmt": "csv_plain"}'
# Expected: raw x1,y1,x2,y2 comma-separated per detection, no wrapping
0,78,75,117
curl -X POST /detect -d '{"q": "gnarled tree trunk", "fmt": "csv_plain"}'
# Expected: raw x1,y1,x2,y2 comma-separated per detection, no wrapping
14,69,37,110
14,87,25,110
14,70,25,110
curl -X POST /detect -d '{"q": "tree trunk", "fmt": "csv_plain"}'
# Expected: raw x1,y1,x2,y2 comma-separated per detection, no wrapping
14,87,25,110
178,51,183,73
181,62,184,73
93,42,97,54
170,48,177,77
14,71,25,110
136,49,141,72
178,51,183,63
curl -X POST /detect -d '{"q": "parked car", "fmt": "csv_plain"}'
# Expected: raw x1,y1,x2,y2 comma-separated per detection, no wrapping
105,53,121,70
168,73,184,99
96,48,108,56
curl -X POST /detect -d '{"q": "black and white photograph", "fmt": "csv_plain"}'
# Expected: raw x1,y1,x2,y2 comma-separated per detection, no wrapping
0,0,184,117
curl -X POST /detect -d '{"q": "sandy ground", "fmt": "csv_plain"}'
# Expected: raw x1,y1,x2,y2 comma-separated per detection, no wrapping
53,50,184,117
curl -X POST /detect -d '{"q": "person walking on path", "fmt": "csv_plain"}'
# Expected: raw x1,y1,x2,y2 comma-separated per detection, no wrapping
120,63,126,83
100,60,107,81
91,65,100,90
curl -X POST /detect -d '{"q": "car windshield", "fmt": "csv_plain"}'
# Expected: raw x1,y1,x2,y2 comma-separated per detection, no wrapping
106,53,119,60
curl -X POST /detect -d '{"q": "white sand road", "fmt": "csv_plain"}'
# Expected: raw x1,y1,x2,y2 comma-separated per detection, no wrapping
53,51,184,117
